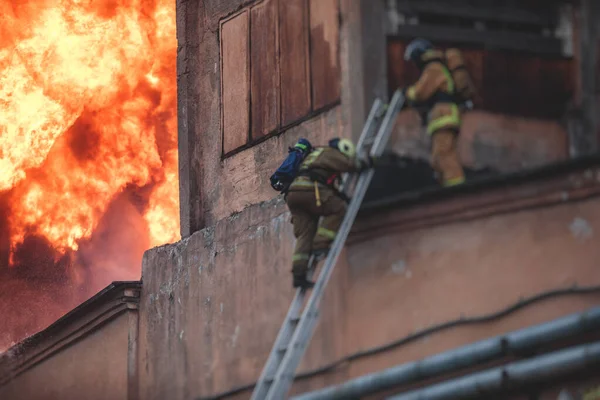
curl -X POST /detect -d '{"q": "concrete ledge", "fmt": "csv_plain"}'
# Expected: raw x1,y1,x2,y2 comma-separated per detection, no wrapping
353,155,600,243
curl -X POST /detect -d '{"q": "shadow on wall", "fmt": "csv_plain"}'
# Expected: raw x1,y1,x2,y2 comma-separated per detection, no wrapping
390,109,569,173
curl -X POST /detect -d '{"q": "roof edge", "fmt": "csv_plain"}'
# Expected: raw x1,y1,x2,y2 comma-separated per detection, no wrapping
362,154,600,213
351,155,600,243
0,280,141,384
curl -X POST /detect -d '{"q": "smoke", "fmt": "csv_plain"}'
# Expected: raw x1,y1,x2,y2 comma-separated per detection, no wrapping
0,184,155,352
0,194,78,351
75,185,153,293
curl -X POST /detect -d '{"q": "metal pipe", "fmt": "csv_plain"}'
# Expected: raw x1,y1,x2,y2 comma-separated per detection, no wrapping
386,341,600,400
291,306,600,400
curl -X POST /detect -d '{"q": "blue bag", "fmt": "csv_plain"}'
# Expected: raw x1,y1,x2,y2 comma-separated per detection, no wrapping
270,138,313,193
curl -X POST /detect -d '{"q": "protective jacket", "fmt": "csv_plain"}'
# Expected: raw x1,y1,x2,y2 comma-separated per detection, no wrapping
288,147,363,200
406,49,461,135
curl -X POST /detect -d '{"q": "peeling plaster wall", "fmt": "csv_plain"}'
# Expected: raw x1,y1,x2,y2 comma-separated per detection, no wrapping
165,1,600,399
163,0,364,397
138,198,349,400
177,0,365,236
208,107,346,223
138,192,600,400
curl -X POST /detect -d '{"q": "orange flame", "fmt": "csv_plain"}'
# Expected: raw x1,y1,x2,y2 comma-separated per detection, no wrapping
1,0,179,252
0,0,179,349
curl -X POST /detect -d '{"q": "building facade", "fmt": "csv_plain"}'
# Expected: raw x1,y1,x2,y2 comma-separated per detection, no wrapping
2,0,600,399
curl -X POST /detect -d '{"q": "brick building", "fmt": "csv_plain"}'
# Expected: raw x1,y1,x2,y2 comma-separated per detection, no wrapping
2,0,600,399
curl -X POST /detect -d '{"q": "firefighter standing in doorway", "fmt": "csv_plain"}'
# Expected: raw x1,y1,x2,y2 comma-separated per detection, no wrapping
285,138,373,289
402,38,478,187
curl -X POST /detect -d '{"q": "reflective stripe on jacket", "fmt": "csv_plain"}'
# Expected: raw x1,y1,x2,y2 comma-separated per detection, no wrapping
406,50,461,135
288,147,361,192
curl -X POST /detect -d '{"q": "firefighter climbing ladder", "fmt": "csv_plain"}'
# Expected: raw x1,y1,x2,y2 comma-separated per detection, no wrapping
251,89,406,400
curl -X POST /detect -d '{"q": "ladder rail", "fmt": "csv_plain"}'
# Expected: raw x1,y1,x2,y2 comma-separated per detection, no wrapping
265,90,405,400
250,98,385,400
337,98,384,198
249,274,309,400
355,98,384,156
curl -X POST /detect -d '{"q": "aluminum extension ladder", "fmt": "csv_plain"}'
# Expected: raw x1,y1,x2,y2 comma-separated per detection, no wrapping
251,90,406,400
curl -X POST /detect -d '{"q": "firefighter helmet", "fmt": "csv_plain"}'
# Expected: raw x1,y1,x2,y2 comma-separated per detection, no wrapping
404,38,433,66
329,137,356,159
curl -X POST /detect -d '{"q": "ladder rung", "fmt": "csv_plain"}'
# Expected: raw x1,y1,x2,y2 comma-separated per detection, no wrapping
250,93,404,400
363,137,375,145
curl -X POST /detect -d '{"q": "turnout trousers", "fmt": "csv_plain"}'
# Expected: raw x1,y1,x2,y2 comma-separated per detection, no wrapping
431,129,465,187
285,188,346,277
427,103,465,187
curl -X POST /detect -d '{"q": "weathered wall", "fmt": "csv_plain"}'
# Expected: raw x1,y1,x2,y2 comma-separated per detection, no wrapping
0,314,130,400
177,0,367,236
392,109,569,173
345,195,600,378
138,166,600,399
162,1,600,399
138,197,349,400
206,107,345,223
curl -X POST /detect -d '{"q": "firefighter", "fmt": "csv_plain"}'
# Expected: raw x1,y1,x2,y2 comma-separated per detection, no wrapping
403,38,474,187
285,138,373,289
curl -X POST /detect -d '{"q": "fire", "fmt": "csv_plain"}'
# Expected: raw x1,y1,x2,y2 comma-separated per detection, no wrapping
0,0,179,350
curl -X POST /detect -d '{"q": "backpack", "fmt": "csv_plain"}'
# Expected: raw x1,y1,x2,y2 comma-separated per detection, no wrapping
444,48,478,105
270,138,313,193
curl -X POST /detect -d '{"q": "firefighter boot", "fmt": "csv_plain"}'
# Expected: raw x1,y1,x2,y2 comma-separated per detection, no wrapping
431,129,465,186
312,248,328,262
293,272,315,289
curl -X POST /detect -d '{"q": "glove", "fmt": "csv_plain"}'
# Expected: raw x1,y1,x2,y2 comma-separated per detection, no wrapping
402,87,418,109
358,156,377,171
400,87,410,110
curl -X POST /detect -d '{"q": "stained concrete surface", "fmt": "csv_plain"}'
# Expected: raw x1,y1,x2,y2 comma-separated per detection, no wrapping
138,197,348,399
0,315,130,400
345,196,600,376
139,181,600,400
392,109,569,173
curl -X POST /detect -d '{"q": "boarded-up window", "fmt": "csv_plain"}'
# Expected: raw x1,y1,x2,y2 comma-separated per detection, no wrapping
280,0,311,125
220,0,340,156
387,39,574,120
309,0,341,109
221,11,249,154
250,0,280,139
